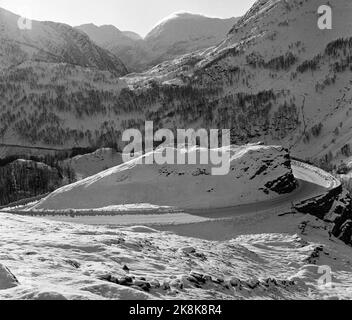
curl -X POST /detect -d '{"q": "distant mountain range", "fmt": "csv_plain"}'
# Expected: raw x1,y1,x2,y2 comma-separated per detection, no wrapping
77,13,238,71
1,0,352,172
126,0,352,169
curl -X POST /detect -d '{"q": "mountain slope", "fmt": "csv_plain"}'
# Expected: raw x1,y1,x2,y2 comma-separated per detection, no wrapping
77,13,238,71
123,31,143,41
63,148,123,180
2,0,352,170
144,13,239,66
76,23,148,72
76,24,142,47
0,8,128,75
29,145,297,211
126,0,352,169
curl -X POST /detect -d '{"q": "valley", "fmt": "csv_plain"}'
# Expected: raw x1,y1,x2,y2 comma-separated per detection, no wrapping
1,0,352,301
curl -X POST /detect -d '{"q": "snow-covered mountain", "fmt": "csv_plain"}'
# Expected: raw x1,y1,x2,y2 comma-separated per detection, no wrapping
0,8,128,75
123,31,143,41
144,13,239,67
76,23,149,72
77,13,238,71
126,0,352,170
76,24,141,47
1,0,352,172
28,145,297,211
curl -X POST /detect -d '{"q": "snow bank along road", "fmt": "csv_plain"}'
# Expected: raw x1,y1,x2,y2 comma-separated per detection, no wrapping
11,161,341,232
151,161,340,227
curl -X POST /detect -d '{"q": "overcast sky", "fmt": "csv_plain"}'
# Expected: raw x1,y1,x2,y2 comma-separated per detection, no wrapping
0,0,256,37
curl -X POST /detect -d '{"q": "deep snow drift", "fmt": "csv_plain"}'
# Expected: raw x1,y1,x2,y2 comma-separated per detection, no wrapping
29,144,297,211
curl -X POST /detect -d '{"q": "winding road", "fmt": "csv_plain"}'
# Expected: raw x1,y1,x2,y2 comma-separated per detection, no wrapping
180,162,339,220
152,162,342,240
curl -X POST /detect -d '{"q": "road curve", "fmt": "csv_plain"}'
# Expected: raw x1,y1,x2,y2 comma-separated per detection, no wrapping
4,161,340,228
182,162,334,220
153,162,342,239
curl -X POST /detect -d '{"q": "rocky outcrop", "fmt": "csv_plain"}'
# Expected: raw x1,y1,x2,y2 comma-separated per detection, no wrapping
295,186,352,246
295,186,342,219
264,172,297,194
263,151,297,194
0,264,19,290
329,191,352,245
259,148,297,195
337,220,352,245
99,271,297,295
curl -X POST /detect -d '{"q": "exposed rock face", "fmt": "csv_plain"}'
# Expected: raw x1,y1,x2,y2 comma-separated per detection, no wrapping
0,264,19,290
295,187,352,246
295,186,343,220
329,192,352,245
262,151,297,194
337,220,352,245
265,172,297,194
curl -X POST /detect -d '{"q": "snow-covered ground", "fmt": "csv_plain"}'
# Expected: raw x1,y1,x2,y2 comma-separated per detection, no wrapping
1,210,352,300
1,144,351,300
26,145,297,211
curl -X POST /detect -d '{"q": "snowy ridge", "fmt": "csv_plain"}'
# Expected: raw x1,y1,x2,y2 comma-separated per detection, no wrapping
27,144,297,211
77,13,238,71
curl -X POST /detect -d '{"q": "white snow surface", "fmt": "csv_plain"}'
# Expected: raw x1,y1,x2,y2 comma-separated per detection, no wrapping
0,210,352,300
29,144,294,211
1,143,351,300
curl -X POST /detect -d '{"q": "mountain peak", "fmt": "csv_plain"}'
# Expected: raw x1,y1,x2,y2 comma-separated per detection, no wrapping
122,31,143,41
148,12,237,37
156,12,207,23
145,12,237,43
